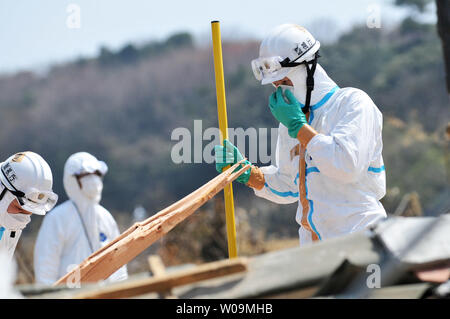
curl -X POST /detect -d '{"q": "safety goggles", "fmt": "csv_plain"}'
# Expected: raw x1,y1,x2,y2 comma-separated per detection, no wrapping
70,159,108,177
1,186,58,215
251,42,320,84
251,56,289,83
75,170,104,179
18,188,58,215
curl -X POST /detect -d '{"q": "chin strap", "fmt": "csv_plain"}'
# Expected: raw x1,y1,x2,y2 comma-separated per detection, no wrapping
300,51,320,114
0,186,7,201
279,51,321,114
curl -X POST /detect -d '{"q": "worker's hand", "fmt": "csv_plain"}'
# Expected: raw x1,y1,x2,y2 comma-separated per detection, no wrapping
214,139,251,184
269,87,307,138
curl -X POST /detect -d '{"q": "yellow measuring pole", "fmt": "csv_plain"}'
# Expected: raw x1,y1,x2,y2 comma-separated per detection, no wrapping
211,20,237,258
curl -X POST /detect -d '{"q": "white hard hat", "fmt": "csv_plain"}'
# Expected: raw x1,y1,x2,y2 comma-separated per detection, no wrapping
64,152,108,177
251,24,321,85
0,152,58,215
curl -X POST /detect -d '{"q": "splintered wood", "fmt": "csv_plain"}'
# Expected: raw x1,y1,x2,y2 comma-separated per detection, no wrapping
54,160,250,286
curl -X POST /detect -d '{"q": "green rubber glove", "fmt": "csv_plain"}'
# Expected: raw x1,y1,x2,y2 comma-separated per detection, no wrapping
269,87,307,138
214,139,251,184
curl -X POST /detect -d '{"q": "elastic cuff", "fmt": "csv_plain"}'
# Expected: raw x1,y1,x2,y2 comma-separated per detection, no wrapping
296,124,318,147
288,122,305,139
246,166,265,190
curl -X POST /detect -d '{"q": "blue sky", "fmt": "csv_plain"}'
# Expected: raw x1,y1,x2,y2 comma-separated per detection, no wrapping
0,0,436,75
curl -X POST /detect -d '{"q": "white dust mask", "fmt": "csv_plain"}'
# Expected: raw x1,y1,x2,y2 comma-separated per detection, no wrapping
80,174,103,203
279,85,294,94
272,84,296,104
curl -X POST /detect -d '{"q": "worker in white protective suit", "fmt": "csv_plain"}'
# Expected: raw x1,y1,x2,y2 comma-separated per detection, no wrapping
34,152,128,285
0,152,57,260
214,24,387,245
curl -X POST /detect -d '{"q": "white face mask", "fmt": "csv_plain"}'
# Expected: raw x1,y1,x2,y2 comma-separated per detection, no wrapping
279,84,294,94
80,174,103,203
271,84,295,104
0,188,31,230
272,82,294,93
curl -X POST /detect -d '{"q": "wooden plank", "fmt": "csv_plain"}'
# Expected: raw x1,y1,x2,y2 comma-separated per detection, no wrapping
147,255,176,299
73,257,248,299
148,255,167,277
54,161,250,285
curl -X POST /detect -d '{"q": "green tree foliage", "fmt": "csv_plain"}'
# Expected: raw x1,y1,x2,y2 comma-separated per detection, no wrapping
98,32,194,67
395,0,433,12
321,18,447,132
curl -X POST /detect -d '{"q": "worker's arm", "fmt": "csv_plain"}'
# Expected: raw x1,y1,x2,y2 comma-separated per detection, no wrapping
33,214,63,285
305,90,379,183
214,132,299,205
296,124,318,148
250,126,300,204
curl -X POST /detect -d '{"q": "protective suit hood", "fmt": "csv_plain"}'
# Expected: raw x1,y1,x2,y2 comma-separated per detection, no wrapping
0,184,31,260
286,63,338,109
62,152,107,251
0,185,31,231
63,172,101,213
63,152,107,211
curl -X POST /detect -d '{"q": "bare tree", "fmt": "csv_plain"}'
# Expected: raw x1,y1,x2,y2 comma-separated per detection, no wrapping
436,0,450,94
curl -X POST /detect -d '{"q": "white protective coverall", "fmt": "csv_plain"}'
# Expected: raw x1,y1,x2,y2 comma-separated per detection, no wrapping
0,250,23,298
254,64,387,245
34,153,128,285
0,187,31,260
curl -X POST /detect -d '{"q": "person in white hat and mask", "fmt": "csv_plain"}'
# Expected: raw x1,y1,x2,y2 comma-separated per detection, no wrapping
0,152,57,260
34,152,127,285
215,24,387,245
